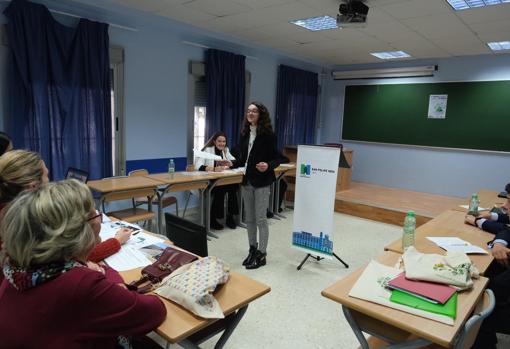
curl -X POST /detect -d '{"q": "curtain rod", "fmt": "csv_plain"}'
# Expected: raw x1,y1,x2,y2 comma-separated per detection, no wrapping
182,41,259,60
1,1,138,32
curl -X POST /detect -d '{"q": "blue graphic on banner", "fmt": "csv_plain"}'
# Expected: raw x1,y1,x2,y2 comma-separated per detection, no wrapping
292,231,333,255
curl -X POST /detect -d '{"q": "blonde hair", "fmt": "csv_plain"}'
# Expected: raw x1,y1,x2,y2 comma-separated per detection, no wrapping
1,179,96,267
0,149,44,204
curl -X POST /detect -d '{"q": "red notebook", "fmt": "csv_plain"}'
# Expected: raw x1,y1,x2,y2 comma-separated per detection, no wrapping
388,272,456,304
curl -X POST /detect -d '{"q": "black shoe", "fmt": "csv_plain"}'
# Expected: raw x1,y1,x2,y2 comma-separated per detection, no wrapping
242,245,258,266
226,215,237,229
245,250,266,270
266,210,274,219
278,207,283,213
210,219,223,230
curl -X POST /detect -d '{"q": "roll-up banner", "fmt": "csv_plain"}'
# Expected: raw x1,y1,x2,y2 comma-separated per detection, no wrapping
292,145,340,259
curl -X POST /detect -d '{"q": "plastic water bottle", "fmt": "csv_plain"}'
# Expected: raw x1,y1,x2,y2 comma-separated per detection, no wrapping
402,211,416,252
468,194,480,216
168,159,175,179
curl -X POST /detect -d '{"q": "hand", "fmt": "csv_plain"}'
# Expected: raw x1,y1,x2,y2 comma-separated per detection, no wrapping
491,243,510,267
86,261,105,274
115,228,132,245
214,166,227,172
216,159,232,167
255,162,268,172
464,215,477,226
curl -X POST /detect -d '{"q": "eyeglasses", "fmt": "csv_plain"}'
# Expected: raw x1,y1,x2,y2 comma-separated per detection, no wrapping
87,210,103,223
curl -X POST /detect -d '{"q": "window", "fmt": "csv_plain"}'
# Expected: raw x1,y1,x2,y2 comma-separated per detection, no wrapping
193,106,206,151
110,46,125,175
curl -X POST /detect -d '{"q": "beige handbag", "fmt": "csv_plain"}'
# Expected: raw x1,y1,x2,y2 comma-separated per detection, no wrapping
155,256,230,319
402,247,479,290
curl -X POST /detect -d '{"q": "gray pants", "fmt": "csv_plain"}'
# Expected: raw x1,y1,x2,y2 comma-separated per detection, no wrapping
242,184,270,254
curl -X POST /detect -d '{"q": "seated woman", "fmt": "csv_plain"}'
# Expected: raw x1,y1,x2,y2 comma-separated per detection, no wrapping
0,180,166,348
465,183,510,234
195,131,239,230
0,150,130,263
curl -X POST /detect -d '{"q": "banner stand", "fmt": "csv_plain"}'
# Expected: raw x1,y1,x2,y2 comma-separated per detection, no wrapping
291,145,349,272
297,252,349,271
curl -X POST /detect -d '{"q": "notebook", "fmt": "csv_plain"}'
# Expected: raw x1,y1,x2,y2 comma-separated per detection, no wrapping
388,272,456,304
390,289,457,319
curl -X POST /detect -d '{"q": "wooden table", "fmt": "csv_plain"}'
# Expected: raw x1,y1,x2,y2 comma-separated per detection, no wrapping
322,251,489,348
384,209,494,274
121,268,270,348
271,164,296,218
88,176,164,195
145,172,217,235
453,189,503,213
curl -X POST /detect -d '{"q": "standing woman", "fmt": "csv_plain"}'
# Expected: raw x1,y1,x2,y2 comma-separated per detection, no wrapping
195,131,239,229
233,102,284,269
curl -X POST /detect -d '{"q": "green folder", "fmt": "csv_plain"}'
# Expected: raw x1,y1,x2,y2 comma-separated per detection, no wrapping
390,289,457,319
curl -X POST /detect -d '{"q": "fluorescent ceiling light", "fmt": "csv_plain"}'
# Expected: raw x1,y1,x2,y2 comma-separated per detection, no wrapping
332,65,437,80
370,51,411,60
290,16,338,31
446,0,510,11
487,41,510,50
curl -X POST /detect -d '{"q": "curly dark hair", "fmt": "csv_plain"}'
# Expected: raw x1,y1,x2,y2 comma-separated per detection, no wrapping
241,101,273,137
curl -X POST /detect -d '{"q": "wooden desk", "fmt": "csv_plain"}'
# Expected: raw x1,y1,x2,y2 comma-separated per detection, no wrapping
88,176,163,194
203,171,244,237
121,268,270,346
145,172,217,235
453,189,503,213
322,251,489,348
271,164,296,218
384,210,494,274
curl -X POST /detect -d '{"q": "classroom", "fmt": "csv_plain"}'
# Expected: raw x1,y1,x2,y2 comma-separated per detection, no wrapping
0,0,510,348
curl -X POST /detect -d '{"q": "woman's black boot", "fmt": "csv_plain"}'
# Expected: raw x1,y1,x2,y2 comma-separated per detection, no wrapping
246,250,266,270
242,244,257,266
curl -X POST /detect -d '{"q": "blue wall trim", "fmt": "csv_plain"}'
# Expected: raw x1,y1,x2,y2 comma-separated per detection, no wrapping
126,157,187,174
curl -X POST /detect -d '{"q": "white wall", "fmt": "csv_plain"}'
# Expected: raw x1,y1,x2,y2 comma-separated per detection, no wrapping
319,54,510,198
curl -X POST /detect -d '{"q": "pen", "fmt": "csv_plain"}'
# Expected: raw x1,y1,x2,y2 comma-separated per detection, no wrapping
132,230,141,235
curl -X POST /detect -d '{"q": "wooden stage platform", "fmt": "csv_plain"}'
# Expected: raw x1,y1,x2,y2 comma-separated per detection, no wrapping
334,182,466,227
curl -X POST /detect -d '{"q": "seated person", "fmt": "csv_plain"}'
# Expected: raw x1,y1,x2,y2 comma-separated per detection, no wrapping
0,180,166,348
0,150,130,264
195,131,239,230
0,131,13,155
465,185,510,234
473,227,510,348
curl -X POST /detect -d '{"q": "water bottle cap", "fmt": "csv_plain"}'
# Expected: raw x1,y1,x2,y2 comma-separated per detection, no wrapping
472,193,478,198
407,211,415,217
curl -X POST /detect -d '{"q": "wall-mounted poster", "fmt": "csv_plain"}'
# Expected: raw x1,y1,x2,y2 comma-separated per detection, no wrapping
428,94,448,119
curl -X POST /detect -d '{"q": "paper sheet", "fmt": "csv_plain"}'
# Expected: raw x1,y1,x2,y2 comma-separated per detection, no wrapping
426,237,488,255
104,245,152,271
193,149,222,160
99,221,142,241
459,205,488,211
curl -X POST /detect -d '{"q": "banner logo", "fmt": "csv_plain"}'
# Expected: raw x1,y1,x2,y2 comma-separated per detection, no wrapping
300,163,311,177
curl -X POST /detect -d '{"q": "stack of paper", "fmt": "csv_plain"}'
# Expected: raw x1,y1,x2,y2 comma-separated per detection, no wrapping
426,237,488,254
100,220,167,271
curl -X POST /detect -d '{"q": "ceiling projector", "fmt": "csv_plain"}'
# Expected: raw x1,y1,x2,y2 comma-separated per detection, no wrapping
337,0,369,26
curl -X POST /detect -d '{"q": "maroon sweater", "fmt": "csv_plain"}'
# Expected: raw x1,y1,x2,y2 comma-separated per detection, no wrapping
0,266,166,348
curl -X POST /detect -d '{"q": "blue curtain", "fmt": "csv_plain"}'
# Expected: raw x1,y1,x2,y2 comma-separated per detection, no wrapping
205,49,245,146
4,0,112,180
275,65,318,149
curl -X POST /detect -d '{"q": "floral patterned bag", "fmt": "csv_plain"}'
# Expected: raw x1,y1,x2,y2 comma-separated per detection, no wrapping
155,256,230,319
402,247,479,290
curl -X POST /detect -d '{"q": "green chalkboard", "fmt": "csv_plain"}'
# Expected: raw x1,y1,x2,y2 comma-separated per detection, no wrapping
342,81,510,152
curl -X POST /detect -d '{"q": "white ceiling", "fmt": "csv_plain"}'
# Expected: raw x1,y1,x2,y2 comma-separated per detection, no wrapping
110,0,510,66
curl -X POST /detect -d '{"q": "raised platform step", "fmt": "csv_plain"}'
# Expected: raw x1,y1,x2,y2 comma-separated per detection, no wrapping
335,182,466,227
